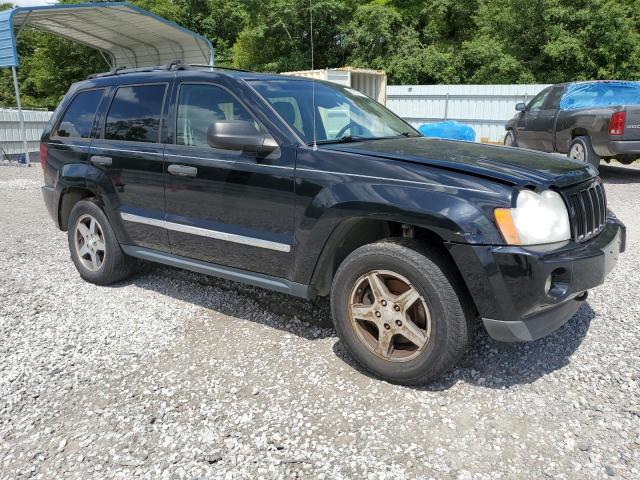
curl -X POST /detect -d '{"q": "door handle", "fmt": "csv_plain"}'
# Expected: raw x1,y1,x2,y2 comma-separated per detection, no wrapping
90,155,112,167
168,164,198,177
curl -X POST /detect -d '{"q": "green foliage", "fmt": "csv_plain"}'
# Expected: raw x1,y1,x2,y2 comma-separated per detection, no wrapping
232,0,354,72
1,0,640,108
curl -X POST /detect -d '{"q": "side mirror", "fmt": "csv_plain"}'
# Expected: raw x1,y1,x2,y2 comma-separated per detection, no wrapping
207,120,277,154
515,102,526,112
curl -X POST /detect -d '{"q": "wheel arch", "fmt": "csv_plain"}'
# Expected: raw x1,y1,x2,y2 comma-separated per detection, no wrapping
307,215,473,303
571,128,589,139
58,187,95,231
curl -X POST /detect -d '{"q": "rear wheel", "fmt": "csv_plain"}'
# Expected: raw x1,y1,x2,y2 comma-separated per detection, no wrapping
67,200,137,285
330,240,472,385
568,136,600,170
504,130,518,147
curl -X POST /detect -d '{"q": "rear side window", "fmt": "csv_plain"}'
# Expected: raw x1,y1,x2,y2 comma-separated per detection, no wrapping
55,89,103,138
105,84,166,143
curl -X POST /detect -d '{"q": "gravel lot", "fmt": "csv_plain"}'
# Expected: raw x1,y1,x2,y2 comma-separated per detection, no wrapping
1,164,639,480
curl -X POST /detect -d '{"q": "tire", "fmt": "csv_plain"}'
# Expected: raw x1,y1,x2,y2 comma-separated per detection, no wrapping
504,130,518,147
568,136,600,170
67,200,136,285
330,239,473,385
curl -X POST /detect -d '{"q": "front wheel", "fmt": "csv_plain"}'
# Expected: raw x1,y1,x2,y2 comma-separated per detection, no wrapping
504,130,518,147
568,136,600,170
330,240,473,385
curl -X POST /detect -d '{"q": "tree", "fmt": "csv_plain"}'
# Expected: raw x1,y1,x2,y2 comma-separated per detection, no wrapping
1,0,640,109
232,0,355,72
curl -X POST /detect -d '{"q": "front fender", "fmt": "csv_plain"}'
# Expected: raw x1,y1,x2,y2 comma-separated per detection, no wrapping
291,175,511,285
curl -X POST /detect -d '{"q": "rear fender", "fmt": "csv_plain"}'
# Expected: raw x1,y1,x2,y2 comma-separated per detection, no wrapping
56,163,131,243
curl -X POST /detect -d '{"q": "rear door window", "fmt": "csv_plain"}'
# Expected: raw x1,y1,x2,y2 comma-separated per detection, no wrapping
54,89,104,138
104,84,166,143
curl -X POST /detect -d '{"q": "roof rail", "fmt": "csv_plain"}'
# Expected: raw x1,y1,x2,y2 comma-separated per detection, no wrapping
87,59,188,80
186,64,250,72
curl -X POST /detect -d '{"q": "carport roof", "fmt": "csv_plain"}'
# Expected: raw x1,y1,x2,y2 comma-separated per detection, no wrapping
0,2,214,69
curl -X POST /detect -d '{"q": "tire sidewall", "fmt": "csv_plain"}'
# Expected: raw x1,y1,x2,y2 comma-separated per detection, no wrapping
331,243,464,384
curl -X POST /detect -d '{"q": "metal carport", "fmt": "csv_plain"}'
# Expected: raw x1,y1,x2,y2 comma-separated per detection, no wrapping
0,2,215,164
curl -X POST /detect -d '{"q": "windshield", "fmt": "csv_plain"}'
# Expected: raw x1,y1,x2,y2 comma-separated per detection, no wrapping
249,78,419,144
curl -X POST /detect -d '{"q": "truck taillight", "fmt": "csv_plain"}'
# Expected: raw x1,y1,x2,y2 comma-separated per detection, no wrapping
39,142,48,170
609,111,625,136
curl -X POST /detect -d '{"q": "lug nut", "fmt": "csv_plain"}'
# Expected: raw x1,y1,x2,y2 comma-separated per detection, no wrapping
381,300,387,307
395,320,402,326
375,311,381,318
394,305,400,311
384,323,391,330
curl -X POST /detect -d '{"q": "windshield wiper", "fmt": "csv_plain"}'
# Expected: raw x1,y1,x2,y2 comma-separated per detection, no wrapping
311,135,361,145
399,131,421,137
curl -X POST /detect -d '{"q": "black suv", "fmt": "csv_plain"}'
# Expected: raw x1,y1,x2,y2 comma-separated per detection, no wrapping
41,64,625,385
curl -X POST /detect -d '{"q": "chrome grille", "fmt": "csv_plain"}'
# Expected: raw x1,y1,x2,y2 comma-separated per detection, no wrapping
564,179,607,242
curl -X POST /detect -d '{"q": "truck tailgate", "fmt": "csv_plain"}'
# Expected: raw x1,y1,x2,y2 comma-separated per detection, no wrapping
623,106,640,140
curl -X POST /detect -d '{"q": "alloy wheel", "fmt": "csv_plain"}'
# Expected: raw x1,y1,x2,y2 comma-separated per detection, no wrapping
348,270,431,362
74,214,106,271
504,133,514,146
569,143,586,162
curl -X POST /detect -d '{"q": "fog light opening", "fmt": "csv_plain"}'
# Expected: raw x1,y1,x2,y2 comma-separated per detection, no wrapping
546,267,570,298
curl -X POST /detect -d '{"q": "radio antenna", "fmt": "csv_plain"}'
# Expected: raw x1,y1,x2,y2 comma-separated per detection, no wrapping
310,0,318,150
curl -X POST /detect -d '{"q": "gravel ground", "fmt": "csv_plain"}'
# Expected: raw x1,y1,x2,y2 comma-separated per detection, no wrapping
1,164,639,480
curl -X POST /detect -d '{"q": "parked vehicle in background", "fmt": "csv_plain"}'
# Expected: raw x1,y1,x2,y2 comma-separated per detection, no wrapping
504,81,640,169
41,63,625,385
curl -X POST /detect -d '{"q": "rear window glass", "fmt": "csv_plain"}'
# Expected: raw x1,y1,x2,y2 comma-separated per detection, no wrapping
104,84,166,143
55,89,103,138
560,82,640,110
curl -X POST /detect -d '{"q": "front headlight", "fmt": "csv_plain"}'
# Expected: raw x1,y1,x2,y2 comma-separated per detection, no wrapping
494,189,571,245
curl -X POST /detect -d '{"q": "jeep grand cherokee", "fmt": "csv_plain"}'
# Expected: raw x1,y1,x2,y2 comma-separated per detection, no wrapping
41,63,625,385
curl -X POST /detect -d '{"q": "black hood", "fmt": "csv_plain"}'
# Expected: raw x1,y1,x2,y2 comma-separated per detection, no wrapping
322,137,595,188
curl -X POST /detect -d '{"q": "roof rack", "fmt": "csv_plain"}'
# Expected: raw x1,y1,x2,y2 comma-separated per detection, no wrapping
186,64,250,73
87,59,188,79
86,61,255,80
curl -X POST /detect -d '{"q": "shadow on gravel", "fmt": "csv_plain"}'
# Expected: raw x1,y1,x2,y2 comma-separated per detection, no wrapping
116,262,595,389
333,302,596,390
599,164,640,185
114,263,335,340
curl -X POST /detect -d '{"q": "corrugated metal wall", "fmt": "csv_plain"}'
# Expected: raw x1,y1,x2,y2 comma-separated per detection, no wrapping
0,84,552,156
0,108,52,156
387,84,551,142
